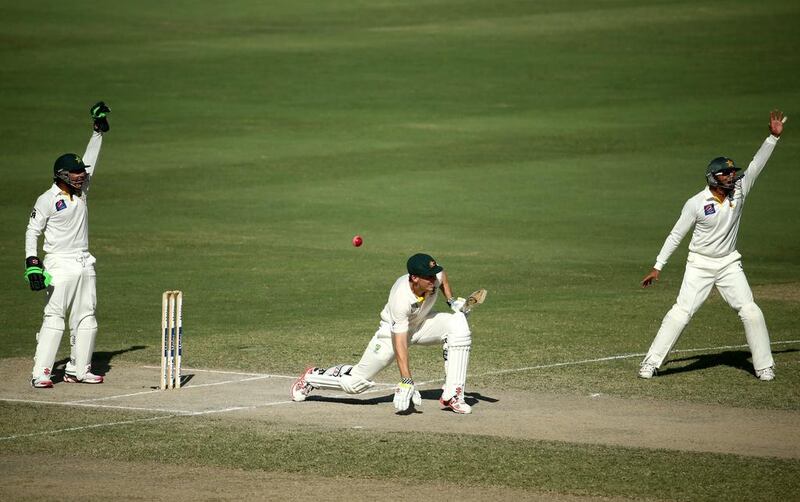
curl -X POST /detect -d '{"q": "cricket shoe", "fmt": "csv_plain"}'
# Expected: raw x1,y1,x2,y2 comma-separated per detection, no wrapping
290,367,317,402
63,370,104,384
439,387,472,414
31,375,54,389
638,362,657,379
755,367,775,382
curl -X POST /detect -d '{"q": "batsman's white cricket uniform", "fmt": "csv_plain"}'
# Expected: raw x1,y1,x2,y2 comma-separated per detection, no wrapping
25,132,103,380
307,271,472,399
642,135,780,371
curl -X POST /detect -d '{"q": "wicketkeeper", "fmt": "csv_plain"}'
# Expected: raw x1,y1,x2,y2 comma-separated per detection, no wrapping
639,110,786,381
291,253,485,414
25,102,111,388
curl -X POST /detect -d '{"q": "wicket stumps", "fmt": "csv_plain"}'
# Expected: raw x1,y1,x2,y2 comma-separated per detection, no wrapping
160,290,183,390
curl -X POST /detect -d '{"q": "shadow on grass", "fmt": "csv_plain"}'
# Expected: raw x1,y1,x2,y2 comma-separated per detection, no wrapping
661,347,798,377
51,345,147,382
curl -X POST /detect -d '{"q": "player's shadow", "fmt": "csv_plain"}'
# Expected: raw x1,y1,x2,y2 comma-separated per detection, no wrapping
659,347,798,377
305,388,497,413
51,345,147,382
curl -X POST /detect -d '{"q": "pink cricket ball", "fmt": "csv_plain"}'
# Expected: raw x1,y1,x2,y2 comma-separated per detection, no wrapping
352,235,363,247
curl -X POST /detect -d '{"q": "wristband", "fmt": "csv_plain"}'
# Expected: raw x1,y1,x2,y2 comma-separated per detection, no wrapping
400,377,414,385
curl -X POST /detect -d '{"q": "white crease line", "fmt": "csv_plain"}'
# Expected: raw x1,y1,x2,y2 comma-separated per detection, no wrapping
182,375,271,389
0,397,191,415
0,414,176,441
142,365,296,379
72,375,272,404
70,389,161,403
418,339,800,385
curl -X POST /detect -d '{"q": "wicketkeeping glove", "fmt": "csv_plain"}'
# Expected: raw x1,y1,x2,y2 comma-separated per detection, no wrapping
24,256,52,291
393,378,422,412
90,101,111,133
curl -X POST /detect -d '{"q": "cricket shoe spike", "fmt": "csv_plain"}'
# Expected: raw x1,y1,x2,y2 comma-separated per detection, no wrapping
439,387,472,414
290,367,317,402
31,375,54,388
63,370,104,384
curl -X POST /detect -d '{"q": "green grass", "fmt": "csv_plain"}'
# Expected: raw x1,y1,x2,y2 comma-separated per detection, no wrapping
1,0,799,499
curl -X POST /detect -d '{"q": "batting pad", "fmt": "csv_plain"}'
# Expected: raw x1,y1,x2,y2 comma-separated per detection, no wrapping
443,346,470,400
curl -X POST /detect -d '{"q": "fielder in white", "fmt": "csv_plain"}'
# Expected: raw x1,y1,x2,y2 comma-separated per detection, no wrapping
24,102,111,388
639,110,786,381
291,253,480,414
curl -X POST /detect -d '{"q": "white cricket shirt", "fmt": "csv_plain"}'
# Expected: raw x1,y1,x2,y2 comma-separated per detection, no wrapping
25,132,103,257
380,272,444,334
654,135,779,270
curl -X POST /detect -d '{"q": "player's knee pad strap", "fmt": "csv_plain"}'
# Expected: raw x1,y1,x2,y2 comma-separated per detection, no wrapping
75,315,98,331
306,365,374,394
339,374,374,394
446,312,471,347
42,315,65,331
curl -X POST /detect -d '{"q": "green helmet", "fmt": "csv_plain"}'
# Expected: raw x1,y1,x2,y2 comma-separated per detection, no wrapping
53,153,89,189
705,156,741,189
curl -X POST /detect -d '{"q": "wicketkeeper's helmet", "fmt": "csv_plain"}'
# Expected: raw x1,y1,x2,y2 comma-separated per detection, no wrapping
705,156,741,189
53,153,90,189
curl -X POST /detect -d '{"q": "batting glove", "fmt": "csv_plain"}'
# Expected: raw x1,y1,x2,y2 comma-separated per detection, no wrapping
90,101,111,133
448,297,467,313
24,256,52,291
393,378,422,412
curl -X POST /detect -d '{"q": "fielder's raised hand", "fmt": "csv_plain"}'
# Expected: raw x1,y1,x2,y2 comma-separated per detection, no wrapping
24,256,52,291
769,110,786,137
90,101,111,133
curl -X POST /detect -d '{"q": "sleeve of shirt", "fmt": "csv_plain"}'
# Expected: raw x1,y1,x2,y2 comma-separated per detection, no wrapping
81,131,103,193
654,199,696,270
388,297,412,335
25,193,52,258
740,135,779,197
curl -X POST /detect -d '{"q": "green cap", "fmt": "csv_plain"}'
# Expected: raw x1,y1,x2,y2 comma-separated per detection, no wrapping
53,153,89,174
706,156,738,175
407,253,443,277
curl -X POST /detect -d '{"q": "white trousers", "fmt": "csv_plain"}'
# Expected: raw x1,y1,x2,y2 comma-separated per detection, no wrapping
32,252,98,379
351,311,471,389
643,252,773,371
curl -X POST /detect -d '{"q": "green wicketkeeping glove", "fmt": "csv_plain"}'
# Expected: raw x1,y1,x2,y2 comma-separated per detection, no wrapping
90,101,111,132
24,256,52,291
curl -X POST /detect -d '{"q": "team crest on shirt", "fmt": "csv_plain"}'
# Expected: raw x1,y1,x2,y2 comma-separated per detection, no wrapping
703,203,715,215
30,208,36,219
55,199,67,211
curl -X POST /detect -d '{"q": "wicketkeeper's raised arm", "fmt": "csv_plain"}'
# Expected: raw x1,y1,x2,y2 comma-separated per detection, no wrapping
82,101,110,192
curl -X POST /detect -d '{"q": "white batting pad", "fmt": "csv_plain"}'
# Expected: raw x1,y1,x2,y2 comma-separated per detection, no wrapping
443,346,470,400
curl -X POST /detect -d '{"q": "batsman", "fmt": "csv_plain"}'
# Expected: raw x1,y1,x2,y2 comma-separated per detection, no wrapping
291,253,486,414
25,102,111,388
639,110,786,381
